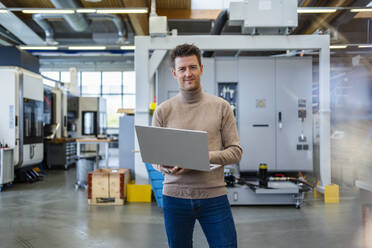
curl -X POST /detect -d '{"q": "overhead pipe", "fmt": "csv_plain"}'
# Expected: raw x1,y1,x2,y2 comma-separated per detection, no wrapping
87,14,128,44
203,9,228,58
33,14,58,45
49,0,90,32
33,14,128,44
150,0,157,16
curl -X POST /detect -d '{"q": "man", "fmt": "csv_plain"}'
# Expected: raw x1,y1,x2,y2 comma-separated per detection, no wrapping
152,43,242,248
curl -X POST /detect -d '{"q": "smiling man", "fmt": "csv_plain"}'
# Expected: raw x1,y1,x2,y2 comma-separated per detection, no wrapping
152,43,242,248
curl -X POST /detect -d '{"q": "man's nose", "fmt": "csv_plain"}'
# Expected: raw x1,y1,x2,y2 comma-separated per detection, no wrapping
185,68,192,76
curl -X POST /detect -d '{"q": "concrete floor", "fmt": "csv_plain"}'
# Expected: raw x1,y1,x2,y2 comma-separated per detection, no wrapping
0,168,370,248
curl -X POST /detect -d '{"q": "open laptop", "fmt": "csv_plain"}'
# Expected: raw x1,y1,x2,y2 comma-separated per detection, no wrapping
135,125,221,172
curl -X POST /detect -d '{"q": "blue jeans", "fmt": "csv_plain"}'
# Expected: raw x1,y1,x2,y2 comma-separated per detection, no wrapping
162,195,237,248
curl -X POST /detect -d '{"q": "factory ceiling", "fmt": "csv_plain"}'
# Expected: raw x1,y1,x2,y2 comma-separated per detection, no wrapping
0,0,371,56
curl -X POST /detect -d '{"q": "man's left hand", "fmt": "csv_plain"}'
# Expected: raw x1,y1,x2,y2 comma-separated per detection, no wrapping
169,166,191,175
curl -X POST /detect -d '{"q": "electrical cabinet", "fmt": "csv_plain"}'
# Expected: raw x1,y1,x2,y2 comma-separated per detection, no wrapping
238,57,313,172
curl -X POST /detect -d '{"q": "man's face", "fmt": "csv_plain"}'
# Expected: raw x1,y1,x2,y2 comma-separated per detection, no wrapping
172,55,203,91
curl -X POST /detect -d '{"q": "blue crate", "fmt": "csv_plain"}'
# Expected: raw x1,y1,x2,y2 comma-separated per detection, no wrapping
151,179,163,189
149,171,164,180
145,163,164,208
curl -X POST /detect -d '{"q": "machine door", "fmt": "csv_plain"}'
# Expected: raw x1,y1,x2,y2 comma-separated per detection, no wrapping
275,58,313,171
23,98,43,144
82,111,97,136
238,58,276,172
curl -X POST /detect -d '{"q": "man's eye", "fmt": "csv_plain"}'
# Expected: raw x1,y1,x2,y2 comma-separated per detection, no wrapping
178,68,185,72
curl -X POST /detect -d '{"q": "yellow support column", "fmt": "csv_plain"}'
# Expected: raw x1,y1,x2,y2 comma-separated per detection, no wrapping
324,184,339,204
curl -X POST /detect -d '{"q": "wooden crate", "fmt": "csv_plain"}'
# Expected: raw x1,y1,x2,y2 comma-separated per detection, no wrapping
88,168,130,206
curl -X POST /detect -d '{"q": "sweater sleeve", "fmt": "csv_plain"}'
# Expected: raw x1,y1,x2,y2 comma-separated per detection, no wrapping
151,108,163,172
209,102,242,165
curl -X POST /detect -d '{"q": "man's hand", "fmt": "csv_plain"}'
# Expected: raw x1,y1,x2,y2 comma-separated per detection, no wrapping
160,165,191,175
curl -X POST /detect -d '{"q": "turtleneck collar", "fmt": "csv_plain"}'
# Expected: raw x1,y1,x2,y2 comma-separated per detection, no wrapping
180,87,203,104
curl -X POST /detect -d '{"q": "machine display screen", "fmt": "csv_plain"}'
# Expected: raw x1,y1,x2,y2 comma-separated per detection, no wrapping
24,98,43,144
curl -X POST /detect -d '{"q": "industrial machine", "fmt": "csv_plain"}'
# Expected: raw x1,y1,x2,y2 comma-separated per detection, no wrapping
77,97,107,138
225,57,313,207
43,86,67,139
0,147,14,191
0,67,44,181
43,86,77,170
133,0,328,207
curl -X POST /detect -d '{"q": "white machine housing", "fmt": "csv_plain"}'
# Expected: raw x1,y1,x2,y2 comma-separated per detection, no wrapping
51,87,68,138
229,0,298,34
150,15,168,37
76,97,106,138
0,67,44,168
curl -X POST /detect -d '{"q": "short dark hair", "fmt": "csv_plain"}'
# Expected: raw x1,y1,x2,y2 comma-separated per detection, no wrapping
170,43,201,68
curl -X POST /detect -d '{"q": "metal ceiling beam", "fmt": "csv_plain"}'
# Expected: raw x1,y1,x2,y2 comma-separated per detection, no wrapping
0,36,11,45
0,3,44,45
330,0,371,27
302,0,354,34
157,9,221,20
122,0,149,35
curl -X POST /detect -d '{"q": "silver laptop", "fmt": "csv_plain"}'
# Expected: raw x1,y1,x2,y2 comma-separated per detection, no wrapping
135,125,221,172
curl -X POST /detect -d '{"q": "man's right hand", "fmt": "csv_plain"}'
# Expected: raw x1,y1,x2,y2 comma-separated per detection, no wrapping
160,165,173,174
160,165,190,175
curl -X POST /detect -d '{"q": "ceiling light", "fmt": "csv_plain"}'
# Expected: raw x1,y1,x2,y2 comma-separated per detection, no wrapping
68,46,106,50
19,46,58,50
358,44,372,48
96,8,148,14
76,9,97,13
350,8,372,12
120,45,135,50
330,45,347,49
22,9,75,14
297,8,337,13
0,9,8,14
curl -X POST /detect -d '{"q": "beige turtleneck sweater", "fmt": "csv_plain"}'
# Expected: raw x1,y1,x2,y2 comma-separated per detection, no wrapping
152,87,242,199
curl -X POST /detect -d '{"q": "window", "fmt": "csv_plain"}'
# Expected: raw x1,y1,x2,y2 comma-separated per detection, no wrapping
60,71,70,84
78,70,136,128
41,71,59,87
124,95,135,109
81,72,101,96
102,72,122,94
102,95,121,128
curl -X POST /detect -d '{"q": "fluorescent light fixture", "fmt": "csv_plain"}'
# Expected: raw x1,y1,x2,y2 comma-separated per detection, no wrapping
350,8,372,12
120,45,135,50
19,46,58,50
76,9,97,13
330,45,347,49
22,9,75,14
68,46,106,50
0,9,8,14
358,44,372,48
297,8,337,13
96,8,148,14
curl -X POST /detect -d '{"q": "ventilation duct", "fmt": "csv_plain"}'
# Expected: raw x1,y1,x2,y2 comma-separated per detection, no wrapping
32,14,128,45
49,0,90,32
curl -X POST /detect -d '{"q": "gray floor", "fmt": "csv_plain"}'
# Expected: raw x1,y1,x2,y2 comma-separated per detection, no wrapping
0,168,370,248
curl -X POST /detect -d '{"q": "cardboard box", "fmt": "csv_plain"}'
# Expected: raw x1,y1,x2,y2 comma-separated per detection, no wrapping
88,168,130,206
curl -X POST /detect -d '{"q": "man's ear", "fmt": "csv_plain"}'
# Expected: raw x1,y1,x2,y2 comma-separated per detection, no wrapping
200,64,204,75
171,67,177,79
